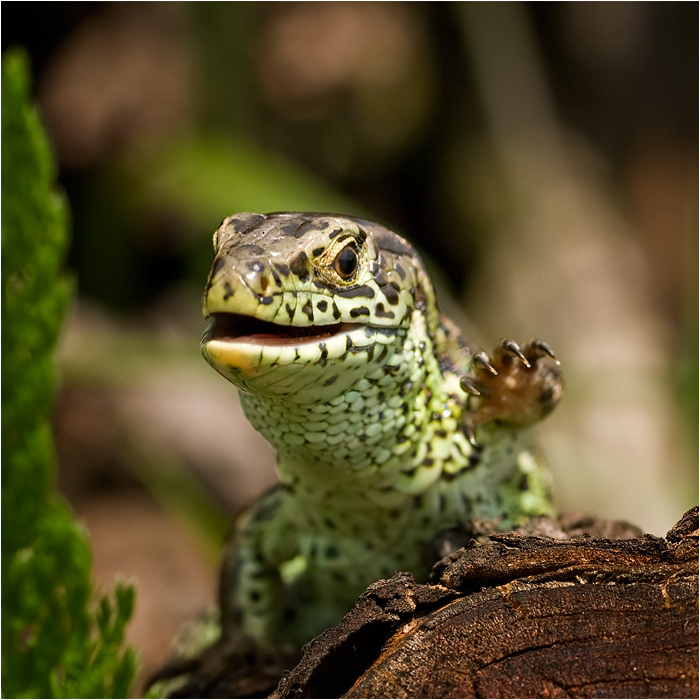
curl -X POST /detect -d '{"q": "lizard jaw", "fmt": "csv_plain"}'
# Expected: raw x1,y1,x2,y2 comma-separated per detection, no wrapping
203,312,361,347
201,313,384,393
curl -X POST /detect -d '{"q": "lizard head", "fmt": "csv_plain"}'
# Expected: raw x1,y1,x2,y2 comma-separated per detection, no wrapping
201,212,437,401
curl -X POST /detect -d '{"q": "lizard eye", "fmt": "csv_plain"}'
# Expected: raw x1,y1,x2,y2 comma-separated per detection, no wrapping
334,243,359,279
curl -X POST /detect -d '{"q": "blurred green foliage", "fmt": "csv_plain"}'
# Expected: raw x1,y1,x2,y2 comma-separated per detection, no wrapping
1,49,137,698
133,132,364,232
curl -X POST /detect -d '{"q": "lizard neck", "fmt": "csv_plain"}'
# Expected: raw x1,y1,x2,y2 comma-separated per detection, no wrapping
239,313,473,509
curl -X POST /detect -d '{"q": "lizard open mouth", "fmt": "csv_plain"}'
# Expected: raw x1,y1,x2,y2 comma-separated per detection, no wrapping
205,313,358,346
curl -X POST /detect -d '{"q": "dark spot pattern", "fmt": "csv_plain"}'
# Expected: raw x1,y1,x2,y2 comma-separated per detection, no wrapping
278,221,303,238
230,214,265,233
467,452,481,470
349,306,370,318
373,229,413,256
375,302,395,319
294,220,326,238
382,284,400,305
373,270,389,286
374,347,388,366
236,244,266,256
289,252,310,281
212,257,225,276
334,285,376,299
302,300,314,321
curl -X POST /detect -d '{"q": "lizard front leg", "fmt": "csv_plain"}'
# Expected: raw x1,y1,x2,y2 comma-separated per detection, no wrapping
460,338,564,440
219,486,294,649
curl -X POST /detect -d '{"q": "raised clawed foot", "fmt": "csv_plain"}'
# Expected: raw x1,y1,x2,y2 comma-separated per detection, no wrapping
460,338,564,442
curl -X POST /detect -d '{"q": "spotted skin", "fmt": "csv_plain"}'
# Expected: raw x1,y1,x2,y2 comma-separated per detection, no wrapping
201,212,563,648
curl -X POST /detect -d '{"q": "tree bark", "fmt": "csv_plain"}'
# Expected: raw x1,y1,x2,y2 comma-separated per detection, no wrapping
272,508,698,699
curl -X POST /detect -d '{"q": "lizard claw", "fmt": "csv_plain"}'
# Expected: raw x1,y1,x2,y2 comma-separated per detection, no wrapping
461,415,478,446
494,337,531,368
522,338,559,363
461,337,564,433
460,376,484,397
472,351,498,376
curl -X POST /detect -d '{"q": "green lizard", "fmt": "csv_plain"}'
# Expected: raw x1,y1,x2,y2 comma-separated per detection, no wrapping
201,212,563,650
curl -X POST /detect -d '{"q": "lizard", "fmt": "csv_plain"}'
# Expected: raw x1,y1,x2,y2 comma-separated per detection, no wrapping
201,211,564,650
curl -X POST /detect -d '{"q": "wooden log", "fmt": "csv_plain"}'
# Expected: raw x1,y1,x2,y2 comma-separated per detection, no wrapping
272,507,698,699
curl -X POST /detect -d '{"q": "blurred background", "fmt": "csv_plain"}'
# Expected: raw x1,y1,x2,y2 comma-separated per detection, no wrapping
3,1,697,688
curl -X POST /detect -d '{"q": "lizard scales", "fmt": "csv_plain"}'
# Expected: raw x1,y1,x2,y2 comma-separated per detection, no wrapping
201,212,563,648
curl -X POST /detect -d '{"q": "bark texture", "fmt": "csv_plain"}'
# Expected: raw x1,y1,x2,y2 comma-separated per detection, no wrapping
272,508,698,699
